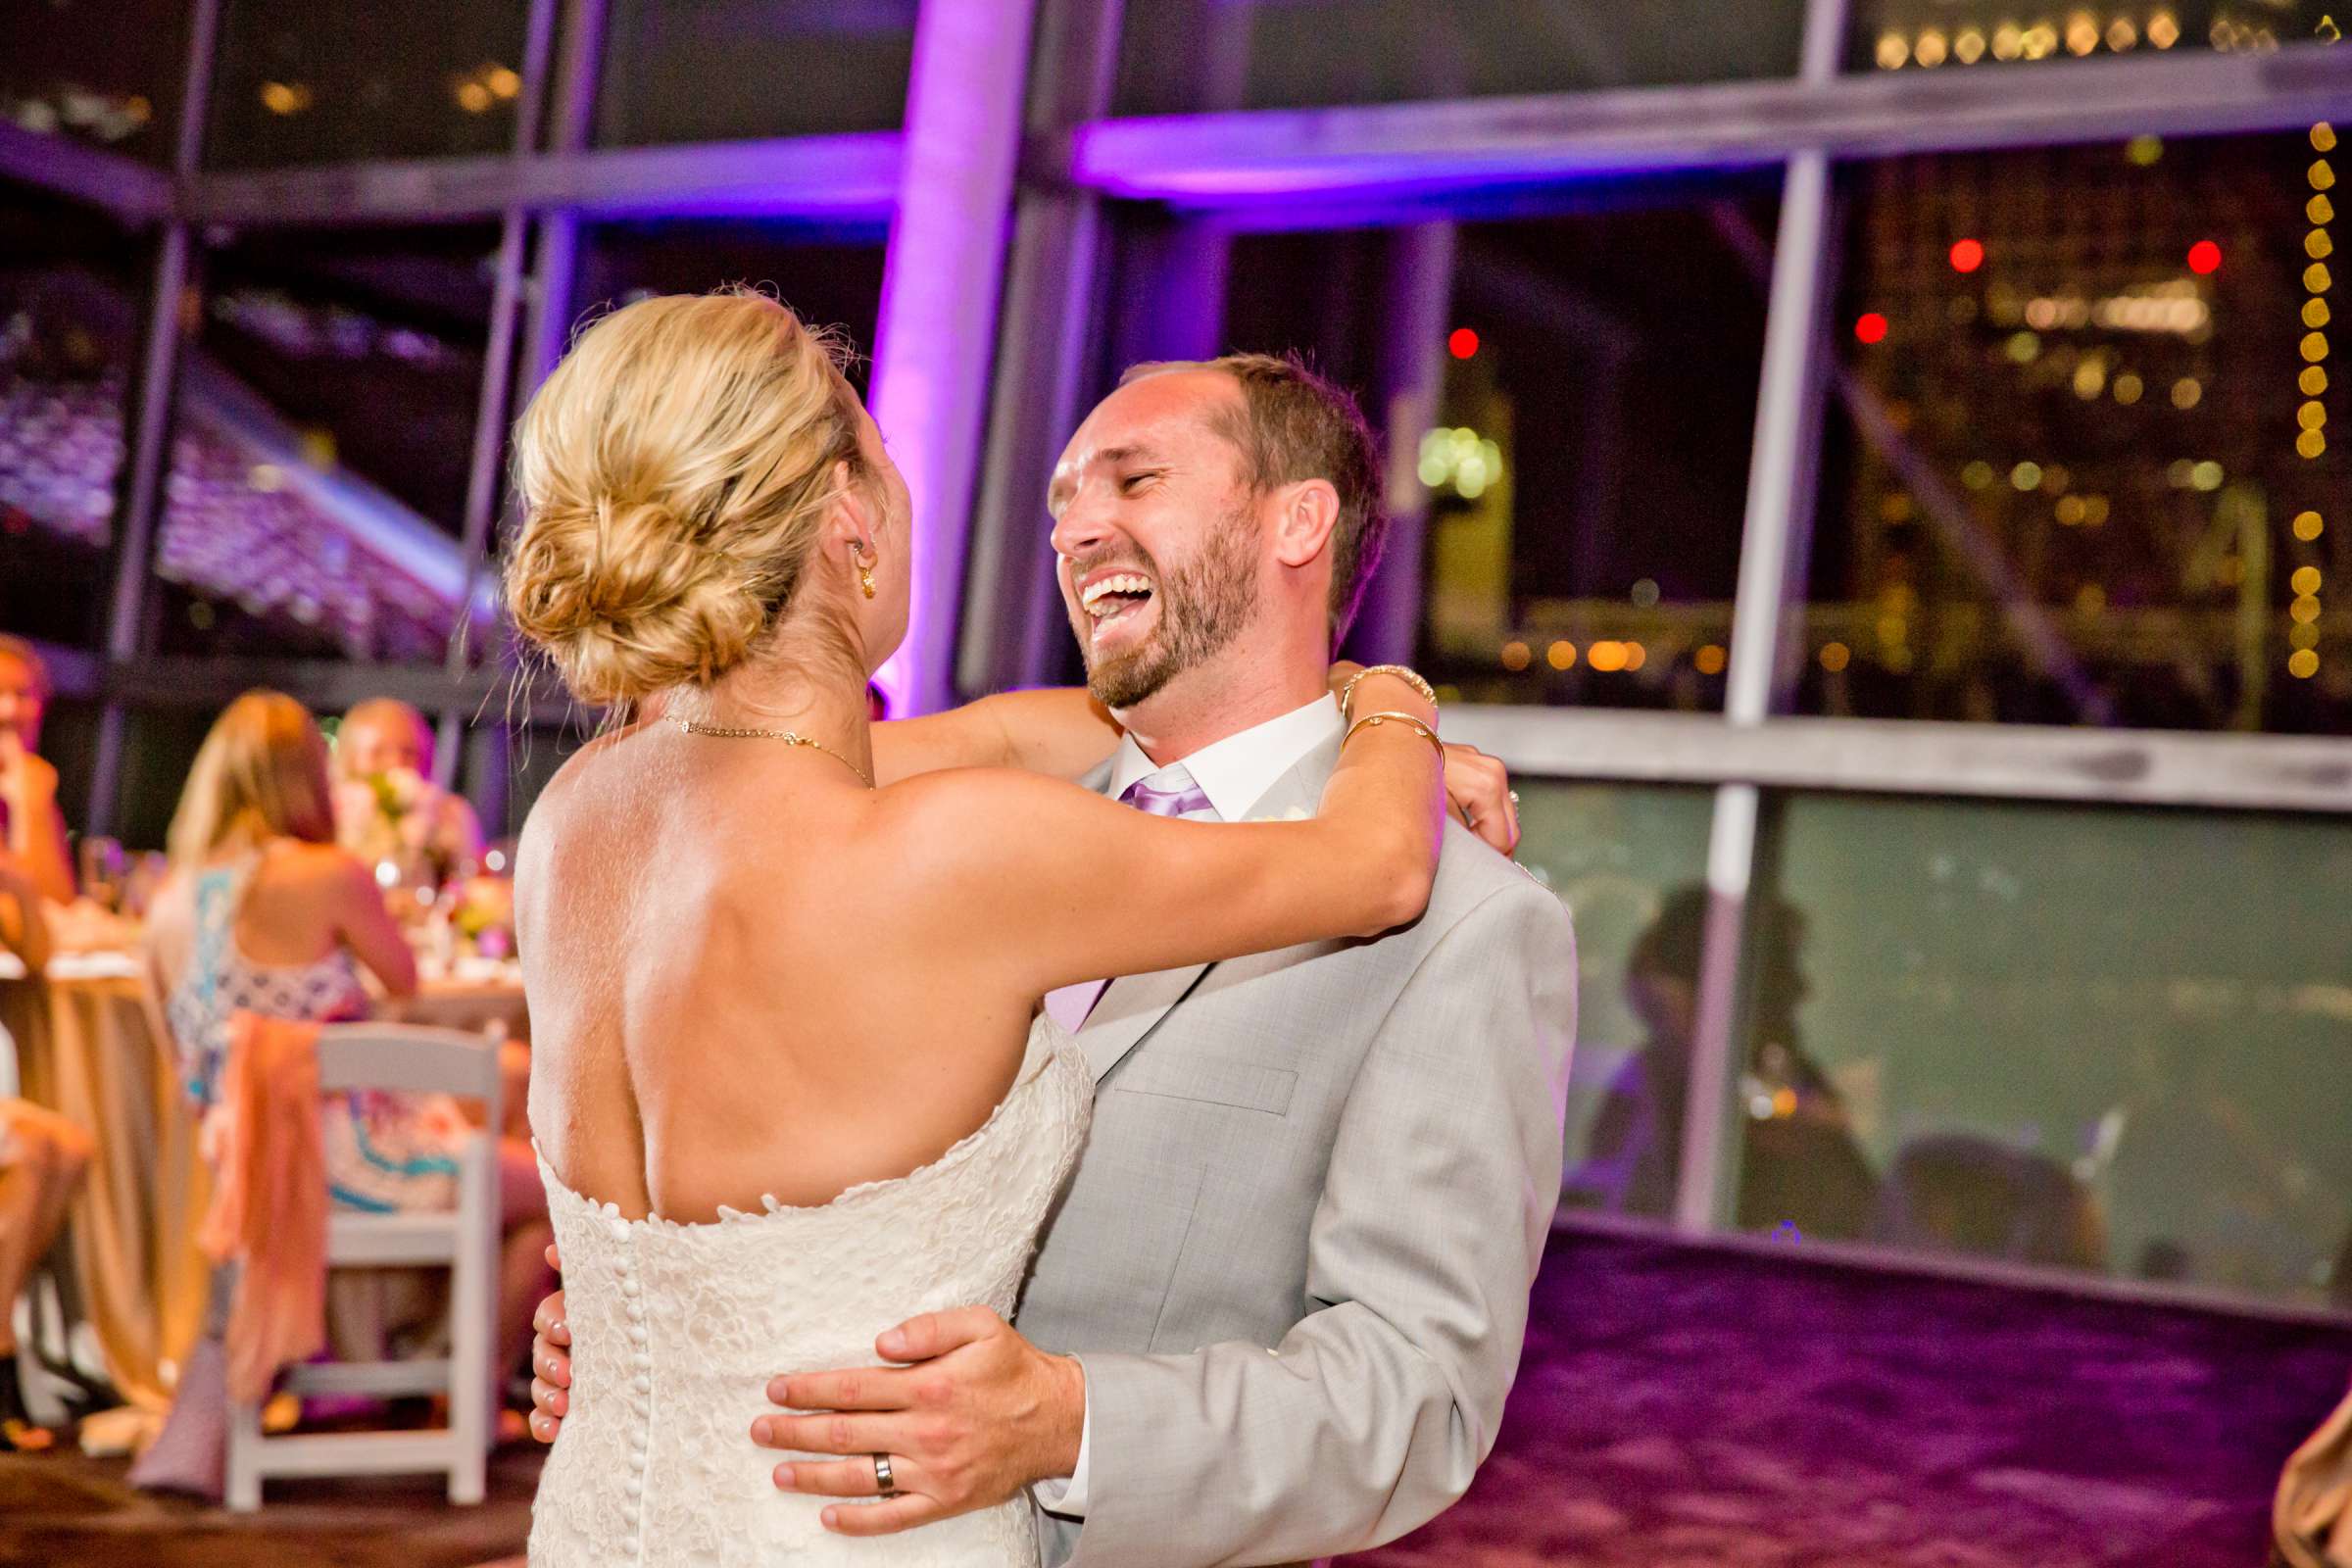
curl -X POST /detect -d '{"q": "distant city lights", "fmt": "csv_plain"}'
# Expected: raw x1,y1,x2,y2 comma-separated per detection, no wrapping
1854,312,1888,344
1447,327,1480,360
2295,122,2330,677
1418,427,1503,499
1875,12,2174,66
2186,240,2222,274
1949,238,1985,273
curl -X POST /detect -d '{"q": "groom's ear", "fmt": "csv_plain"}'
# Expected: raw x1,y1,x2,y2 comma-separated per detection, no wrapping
1269,477,1342,571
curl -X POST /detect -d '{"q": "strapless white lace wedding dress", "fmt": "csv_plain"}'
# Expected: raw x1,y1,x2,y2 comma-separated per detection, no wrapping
529,1015,1091,1567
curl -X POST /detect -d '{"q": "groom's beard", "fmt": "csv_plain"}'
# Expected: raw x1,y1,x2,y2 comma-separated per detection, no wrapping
1075,509,1261,710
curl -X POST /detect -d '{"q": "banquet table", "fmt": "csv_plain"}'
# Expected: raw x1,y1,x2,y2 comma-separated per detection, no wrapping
0,950,526,1412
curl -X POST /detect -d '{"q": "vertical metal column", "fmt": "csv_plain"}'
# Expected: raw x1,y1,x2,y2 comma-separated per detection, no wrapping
462,0,612,832
435,0,564,790
1351,220,1457,665
869,0,1046,716
1672,0,1850,1234
518,0,611,389
87,0,223,837
955,0,1127,699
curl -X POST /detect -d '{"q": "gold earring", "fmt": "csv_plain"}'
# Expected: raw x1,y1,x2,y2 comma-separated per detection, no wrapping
855,542,878,600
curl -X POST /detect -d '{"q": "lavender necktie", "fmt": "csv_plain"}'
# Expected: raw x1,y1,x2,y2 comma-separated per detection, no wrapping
1042,769,1218,1031
1119,773,1213,820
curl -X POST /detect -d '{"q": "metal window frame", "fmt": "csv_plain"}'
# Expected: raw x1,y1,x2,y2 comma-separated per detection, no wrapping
82,0,224,837
1670,0,1851,1236
1443,706,2352,815
179,133,904,227
983,7,2352,1304
1058,40,2352,202
13,0,2352,1313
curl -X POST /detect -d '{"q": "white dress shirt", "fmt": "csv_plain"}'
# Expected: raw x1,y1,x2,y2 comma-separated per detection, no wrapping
1035,692,1344,1518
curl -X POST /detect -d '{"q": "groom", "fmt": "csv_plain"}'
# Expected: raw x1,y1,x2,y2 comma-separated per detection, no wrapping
530,353,1576,1565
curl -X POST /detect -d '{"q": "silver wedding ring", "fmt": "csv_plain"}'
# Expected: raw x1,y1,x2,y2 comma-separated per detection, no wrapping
872,1452,898,1497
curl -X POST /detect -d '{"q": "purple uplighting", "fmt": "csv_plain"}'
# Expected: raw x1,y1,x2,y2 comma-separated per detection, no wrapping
865,0,1037,715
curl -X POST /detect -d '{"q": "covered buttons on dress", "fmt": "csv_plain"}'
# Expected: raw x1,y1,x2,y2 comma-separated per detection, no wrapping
614,1231,654,1550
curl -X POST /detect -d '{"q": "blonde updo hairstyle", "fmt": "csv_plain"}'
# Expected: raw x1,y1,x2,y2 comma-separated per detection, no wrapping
505,288,874,708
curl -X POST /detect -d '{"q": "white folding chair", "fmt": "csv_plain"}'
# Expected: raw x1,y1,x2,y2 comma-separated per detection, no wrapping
223,1023,502,1511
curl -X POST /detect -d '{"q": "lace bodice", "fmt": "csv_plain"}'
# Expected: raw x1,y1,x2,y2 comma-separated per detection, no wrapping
528,1015,1092,1568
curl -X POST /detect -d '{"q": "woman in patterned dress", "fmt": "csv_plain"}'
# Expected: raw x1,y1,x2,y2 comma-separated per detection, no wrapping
131,690,546,1496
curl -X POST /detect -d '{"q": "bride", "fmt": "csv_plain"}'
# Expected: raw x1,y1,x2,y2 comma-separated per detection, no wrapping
506,289,1448,1566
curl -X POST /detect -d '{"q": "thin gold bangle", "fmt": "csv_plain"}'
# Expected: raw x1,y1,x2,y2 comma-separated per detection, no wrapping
1344,710,1446,766
1340,663,1438,722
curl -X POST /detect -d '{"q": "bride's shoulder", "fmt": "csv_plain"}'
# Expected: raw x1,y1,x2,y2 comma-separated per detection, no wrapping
869,766,1108,869
519,719,662,833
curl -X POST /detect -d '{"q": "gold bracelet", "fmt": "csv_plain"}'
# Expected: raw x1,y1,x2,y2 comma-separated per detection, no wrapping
1340,663,1438,721
1344,710,1446,767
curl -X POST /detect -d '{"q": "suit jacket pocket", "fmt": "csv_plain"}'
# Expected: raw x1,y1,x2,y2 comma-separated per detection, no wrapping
1106,1054,1298,1117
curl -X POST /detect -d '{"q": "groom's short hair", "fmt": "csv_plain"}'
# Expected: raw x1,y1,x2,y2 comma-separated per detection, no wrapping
1119,352,1388,649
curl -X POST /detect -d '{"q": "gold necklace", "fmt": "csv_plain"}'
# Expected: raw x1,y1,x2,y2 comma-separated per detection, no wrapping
673,714,874,788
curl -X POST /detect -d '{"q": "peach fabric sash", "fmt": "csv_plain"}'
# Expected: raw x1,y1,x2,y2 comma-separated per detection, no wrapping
197,1011,327,1403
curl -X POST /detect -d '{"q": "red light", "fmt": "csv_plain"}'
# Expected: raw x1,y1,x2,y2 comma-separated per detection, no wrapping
1949,238,1984,273
1854,313,1889,345
1447,327,1480,360
2187,240,2222,274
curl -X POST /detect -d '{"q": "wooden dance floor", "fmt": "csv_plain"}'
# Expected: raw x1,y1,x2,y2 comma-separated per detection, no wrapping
6,1228,2346,1567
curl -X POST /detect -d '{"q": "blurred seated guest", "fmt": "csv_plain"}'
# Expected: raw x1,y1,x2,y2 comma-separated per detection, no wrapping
0,865,89,1450
0,636,74,906
1568,884,1878,1238
1869,1133,2105,1269
0,1099,88,1451
131,691,545,1498
0,848,49,975
330,698,484,883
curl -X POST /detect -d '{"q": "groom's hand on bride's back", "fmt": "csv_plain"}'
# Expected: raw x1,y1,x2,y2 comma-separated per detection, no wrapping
751,1305,1085,1538
527,1245,570,1444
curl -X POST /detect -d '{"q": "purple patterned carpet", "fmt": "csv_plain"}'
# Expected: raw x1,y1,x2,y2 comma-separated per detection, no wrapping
8,1226,2347,1566
1348,1225,2352,1568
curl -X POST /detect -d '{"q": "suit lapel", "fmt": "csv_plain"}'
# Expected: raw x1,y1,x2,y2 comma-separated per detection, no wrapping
1075,733,1343,1083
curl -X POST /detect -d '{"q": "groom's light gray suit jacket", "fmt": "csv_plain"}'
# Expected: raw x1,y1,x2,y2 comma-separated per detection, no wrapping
1016,730,1577,1568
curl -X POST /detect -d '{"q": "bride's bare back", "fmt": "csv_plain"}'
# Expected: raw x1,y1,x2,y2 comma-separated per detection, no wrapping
519,721,1038,1223
519,695,1441,1226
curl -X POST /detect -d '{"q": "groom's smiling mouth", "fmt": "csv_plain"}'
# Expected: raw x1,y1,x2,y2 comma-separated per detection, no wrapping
1076,567,1159,653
